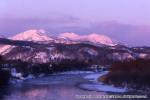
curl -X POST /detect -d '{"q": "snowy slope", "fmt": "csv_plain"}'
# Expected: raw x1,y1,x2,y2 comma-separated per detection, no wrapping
0,29,149,63
11,29,53,41
0,29,116,54
0,29,53,55
59,33,115,46
0,45,15,55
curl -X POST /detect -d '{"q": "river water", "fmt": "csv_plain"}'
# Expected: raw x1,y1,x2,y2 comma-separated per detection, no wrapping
0,71,148,100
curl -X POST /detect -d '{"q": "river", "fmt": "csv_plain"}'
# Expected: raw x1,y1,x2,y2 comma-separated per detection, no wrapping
0,71,148,100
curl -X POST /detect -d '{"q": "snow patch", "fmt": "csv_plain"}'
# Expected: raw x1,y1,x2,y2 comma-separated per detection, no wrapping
0,45,16,55
82,71,127,93
79,83,127,93
50,53,66,60
84,71,108,82
34,52,49,63
108,53,134,61
52,71,94,75
139,53,147,58
25,74,35,80
11,68,25,80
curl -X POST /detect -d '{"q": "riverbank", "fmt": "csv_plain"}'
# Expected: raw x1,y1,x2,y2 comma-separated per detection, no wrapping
78,71,127,93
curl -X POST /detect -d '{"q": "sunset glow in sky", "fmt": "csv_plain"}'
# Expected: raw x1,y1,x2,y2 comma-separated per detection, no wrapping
0,0,150,46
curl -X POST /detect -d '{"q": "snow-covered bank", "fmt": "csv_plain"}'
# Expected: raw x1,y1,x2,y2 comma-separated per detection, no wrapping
80,71,127,93
78,83,127,93
10,71,94,84
84,71,109,82
52,71,94,75
18,71,94,85
10,74,36,84
10,70,127,92
10,68,36,84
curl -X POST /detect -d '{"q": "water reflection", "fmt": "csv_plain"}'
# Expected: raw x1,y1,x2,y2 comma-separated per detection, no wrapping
0,86,11,100
4,84,109,100
0,73,149,100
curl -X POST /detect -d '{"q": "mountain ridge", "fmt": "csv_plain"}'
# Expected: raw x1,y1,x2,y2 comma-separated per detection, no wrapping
9,29,116,46
11,29,53,41
0,29,150,64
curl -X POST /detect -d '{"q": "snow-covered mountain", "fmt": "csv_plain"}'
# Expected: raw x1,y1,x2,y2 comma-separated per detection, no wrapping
0,29,116,55
10,29,116,46
0,29,150,64
59,32,115,46
11,29,53,41
0,29,53,55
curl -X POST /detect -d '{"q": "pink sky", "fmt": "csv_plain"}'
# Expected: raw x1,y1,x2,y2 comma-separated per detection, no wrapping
0,0,150,46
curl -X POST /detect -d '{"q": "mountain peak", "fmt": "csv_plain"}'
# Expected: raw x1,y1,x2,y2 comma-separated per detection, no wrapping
11,29,53,41
59,32,115,46
86,33,114,45
59,32,80,40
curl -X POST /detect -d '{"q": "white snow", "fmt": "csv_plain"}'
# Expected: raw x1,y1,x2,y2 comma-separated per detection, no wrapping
52,71,94,75
122,53,134,60
139,53,147,58
24,74,35,80
82,71,127,93
0,29,116,55
11,29,53,41
59,32,115,46
0,29,53,54
108,52,134,61
50,53,66,60
0,45,15,55
82,48,98,56
59,32,80,40
84,71,109,82
79,83,127,93
87,50,98,56
11,68,25,80
34,52,49,63
86,33,115,46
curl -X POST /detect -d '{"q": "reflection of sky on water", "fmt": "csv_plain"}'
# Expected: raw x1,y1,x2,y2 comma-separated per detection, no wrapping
3,73,108,100
4,84,108,100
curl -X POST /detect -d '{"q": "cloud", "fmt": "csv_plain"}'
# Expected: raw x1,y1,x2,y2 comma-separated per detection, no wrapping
0,17,150,46
0,15,80,35
88,21,150,46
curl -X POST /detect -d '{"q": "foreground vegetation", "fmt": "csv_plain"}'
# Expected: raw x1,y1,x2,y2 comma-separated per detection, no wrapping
100,59,150,91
